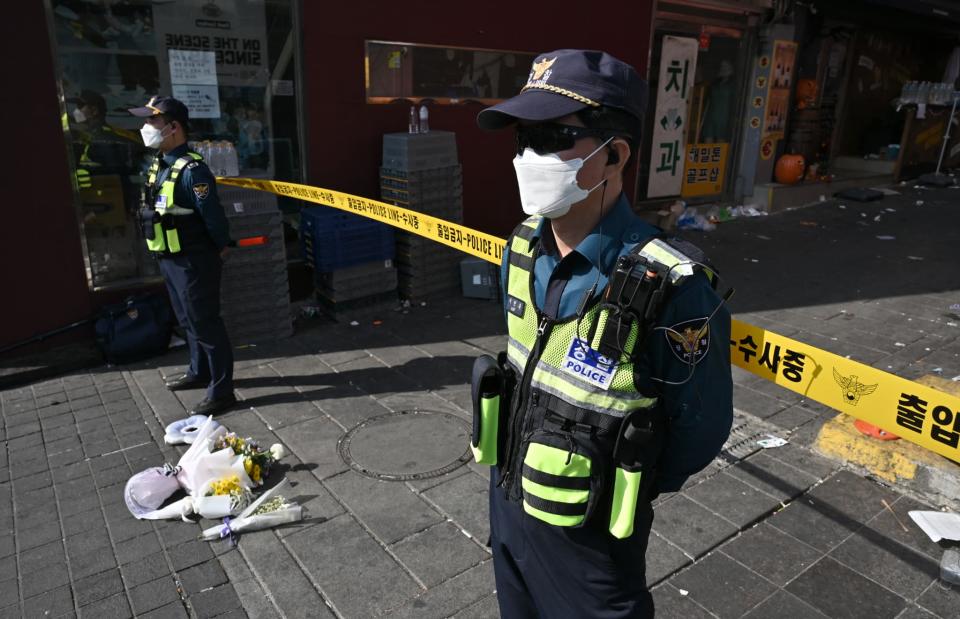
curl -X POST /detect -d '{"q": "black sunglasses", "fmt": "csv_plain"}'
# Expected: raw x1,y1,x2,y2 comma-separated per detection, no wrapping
515,123,613,156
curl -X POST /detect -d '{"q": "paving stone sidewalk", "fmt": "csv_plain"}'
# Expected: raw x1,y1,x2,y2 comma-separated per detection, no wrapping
2,185,959,618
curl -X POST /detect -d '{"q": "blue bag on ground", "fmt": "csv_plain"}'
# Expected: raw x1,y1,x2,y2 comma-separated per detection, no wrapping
95,294,173,364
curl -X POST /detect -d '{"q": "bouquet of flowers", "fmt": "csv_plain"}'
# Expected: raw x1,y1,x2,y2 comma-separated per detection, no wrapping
125,417,288,521
192,474,253,519
212,433,285,486
201,478,304,542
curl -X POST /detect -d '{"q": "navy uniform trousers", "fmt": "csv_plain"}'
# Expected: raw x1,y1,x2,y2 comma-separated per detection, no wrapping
490,469,655,618
158,249,233,400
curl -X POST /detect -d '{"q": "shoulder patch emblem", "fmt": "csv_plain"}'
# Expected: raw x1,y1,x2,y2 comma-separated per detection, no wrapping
665,317,710,364
192,183,210,199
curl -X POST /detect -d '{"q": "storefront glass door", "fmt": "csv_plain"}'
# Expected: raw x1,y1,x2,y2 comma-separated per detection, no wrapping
46,0,303,291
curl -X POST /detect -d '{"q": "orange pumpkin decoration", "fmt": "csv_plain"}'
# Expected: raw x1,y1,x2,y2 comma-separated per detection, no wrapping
775,153,806,184
795,79,818,109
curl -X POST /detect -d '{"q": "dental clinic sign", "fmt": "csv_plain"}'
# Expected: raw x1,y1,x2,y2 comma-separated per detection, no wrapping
647,36,698,198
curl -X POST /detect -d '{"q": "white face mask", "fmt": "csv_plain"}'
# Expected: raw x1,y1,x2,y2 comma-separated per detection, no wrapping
72,108,87,124
140,122,171,148
512,137,613,218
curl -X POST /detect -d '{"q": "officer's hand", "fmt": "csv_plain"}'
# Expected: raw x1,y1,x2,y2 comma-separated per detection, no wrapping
220,247,230,260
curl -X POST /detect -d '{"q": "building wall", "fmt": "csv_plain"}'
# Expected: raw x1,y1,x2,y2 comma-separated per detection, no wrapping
2,1,654,351
0,3,94,350
300,1,655,238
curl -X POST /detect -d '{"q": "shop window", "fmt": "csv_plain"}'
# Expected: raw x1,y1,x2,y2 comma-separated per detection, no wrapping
642,29,746,201
49,0,302,290
365,40,537,104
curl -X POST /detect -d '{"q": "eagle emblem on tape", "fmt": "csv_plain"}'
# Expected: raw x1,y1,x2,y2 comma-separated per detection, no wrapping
665,318,710,364
192,183,210,199
531,57,556,81
832,369,877,405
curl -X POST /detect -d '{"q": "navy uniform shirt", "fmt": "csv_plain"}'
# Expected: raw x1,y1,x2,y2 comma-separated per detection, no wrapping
501,194,733,493
153,143,231,250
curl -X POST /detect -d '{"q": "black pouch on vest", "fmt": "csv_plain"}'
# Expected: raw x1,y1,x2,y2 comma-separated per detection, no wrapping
139,208,159,240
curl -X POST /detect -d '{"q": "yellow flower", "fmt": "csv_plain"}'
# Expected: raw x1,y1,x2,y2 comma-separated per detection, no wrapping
244,458,253,475
252,464,261,483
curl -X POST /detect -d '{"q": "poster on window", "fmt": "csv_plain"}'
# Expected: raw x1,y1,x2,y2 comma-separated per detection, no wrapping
647,36,699,198
152,0,268,89
763,41,797,139
169,49,220,118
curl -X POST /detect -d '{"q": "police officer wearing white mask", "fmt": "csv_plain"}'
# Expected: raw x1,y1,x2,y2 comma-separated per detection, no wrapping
473,50,733,617
129,96,236,416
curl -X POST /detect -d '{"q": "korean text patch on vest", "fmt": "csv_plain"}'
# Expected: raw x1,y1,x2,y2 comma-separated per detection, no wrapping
562,338,617,390
666,317,710,364
507,295,526,318
155,195,168,210
639,238,696,284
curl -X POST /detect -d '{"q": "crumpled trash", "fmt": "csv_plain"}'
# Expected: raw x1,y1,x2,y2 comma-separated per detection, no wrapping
299,305,322,319
676,207,716,231
757,435,788,449
705,205,733,224
728,205,767,218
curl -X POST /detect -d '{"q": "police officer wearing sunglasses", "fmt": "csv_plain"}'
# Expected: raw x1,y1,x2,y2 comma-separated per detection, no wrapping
474,50,733,618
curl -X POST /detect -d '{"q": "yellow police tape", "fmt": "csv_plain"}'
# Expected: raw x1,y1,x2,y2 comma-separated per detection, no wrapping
219,176,960,464
731,321,959,463
218,177,504,264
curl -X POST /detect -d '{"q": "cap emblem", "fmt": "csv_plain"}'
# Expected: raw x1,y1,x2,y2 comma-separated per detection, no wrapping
529,57,556,83
146,96,164,116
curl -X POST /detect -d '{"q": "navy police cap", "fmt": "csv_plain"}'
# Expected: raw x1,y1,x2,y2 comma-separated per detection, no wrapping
128,95,190,128
477,49,648,130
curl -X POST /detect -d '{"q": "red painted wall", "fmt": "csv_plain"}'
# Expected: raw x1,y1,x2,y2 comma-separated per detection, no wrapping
300,1,655,238
0,3,94,351
2,1,654,352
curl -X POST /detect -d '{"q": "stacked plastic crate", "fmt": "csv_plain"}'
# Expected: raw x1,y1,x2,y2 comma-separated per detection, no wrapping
219,185,293,342
380,131,463,301
300,207,396,315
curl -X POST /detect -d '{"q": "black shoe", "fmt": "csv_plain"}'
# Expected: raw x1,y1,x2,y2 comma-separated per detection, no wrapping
165,373,207,391
190,394,238,416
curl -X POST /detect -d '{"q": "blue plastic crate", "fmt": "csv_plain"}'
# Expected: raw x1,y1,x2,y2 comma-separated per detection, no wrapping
300,207,394,270
300,206,372,230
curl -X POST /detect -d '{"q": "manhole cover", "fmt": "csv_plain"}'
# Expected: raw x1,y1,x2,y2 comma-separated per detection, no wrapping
338,410,472,481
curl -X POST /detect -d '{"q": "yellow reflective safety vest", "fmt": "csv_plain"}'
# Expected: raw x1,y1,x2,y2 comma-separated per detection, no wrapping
500,216,698,537
504,216,657,421
143,153,203,253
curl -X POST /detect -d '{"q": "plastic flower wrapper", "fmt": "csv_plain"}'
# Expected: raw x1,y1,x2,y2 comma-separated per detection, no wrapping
213,432,285,486
192,475,253,519
201,478,304,542
175,419,254,496
124,465,185,520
